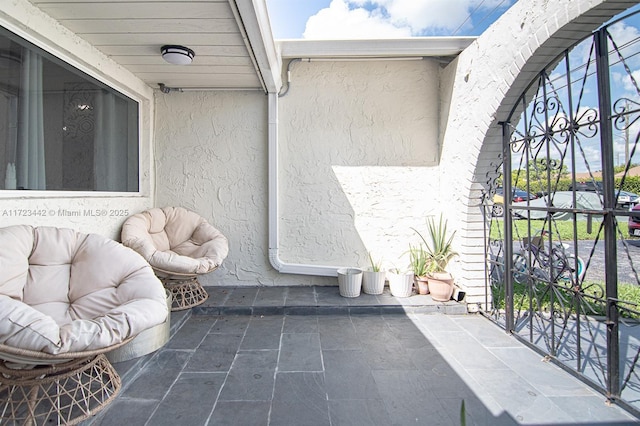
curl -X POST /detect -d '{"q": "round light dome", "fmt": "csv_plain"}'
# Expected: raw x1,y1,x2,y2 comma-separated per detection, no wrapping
161,45,195,65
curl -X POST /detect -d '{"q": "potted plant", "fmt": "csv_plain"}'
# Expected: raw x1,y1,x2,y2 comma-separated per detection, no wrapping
408,243,430,295
337,267,363,298
362,252,386,295
413,215,458,302
387,266,414,298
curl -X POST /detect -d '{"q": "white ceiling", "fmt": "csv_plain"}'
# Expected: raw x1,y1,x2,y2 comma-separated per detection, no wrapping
24,0,475,94
27,0,270,91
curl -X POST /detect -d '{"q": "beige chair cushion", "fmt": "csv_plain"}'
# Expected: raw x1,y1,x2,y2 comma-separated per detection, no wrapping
0,225,168,355
121,207,229,276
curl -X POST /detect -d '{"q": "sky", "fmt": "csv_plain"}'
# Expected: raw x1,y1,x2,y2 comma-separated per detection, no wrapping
264,0,516,39
507,11,640,175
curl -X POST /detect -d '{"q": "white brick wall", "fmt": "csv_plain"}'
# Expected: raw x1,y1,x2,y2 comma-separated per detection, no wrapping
439,0,636,308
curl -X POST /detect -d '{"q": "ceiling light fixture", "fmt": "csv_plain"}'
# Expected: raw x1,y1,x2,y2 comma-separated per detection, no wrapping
161,45,195,65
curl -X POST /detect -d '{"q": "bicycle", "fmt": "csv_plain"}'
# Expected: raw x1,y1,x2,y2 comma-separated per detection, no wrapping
488,239,529,285
512,230,585,285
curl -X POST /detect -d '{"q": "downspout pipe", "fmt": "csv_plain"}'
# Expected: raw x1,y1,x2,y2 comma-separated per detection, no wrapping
267,92,338,277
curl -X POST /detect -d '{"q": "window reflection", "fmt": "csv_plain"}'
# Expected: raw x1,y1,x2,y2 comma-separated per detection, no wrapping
0,27,139,192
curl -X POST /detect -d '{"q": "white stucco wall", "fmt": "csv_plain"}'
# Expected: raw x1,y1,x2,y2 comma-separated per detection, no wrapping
278,59,443,271
154,90,334,286
0,0,155,239
153,60,445,286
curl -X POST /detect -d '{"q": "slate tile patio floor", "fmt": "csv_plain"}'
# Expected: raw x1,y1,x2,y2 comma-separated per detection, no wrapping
87,286,639,425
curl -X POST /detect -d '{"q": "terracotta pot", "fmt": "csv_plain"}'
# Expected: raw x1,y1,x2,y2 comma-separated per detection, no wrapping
428,272,454,302
414,276,429,295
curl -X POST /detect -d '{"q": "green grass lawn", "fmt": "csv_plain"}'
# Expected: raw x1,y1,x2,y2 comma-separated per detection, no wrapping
493,280,640,319
490,219,632,240
490,218,640,318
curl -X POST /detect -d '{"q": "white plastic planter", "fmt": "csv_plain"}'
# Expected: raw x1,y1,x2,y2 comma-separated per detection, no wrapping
337,267,363,297
388,271,414,297
362,269,386,295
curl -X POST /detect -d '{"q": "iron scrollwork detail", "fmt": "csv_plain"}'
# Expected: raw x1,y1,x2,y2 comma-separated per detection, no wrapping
482,9,640,414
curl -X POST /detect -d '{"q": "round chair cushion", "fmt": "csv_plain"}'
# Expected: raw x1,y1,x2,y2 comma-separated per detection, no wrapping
0,225,168,355
121,206,229,277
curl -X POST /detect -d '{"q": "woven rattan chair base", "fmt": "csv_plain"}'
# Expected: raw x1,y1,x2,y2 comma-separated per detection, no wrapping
161,276,209,311
0,353,121,425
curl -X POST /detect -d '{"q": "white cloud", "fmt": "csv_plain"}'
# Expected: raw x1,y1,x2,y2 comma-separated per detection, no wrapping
620,70,640,94
608,22,640,57
369,0,469,33
568,21,640,80
303,0,410,39
303,0,514,39
578,144,602,172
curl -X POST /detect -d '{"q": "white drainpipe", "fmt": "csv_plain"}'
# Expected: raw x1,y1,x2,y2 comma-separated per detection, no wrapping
267,92,338,277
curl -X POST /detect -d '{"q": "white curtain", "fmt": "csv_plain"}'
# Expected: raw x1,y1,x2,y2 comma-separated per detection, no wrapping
16,50,45,190
94,90,127,191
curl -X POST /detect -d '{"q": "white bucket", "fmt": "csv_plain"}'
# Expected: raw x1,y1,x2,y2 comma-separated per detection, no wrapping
362,270,386,295
337,267,363,297
388,271,414,298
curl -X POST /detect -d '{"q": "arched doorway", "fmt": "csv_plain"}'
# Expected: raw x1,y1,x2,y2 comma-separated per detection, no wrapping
482,8,640,414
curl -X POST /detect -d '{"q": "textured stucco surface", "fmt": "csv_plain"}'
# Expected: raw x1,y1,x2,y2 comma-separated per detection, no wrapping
153,60,444,286
153,91,335,286
278,59,442,269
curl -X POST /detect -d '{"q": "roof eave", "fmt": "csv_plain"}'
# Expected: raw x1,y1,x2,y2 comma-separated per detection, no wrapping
231,0,282,93
276,37,477,60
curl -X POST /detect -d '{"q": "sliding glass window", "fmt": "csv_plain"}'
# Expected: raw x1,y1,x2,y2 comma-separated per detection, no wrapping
0,26,139,192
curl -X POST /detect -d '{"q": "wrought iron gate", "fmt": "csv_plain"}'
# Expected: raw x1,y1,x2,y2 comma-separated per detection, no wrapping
482,9,640,415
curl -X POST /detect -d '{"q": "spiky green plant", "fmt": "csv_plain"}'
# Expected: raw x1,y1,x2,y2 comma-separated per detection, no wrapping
413,215,458,273
368,252,383,272
408,243,429,277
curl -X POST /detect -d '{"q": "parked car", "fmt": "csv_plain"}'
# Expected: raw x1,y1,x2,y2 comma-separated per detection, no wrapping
569,181,603,192
492,187,538,217
629,203,640,237
616,190,639,209
569,181,637,209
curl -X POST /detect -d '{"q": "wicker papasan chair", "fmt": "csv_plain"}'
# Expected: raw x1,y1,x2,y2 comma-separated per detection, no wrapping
0,225,168,425
121,206,229,311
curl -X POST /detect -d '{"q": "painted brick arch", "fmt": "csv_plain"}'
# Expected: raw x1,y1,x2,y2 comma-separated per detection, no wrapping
439,0,637,309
